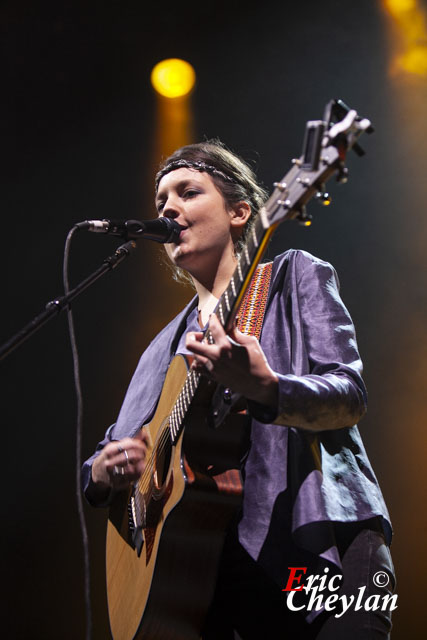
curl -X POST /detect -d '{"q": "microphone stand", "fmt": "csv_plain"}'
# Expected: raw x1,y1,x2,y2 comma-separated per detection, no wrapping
0,240,137,362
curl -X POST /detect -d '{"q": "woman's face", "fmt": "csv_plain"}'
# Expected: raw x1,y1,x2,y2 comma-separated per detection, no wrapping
155,167,238,277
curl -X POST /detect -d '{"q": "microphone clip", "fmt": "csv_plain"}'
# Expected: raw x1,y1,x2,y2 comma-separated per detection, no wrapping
75,218,183,244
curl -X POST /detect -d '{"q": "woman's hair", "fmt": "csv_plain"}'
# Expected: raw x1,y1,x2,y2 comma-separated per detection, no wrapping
155,139,268,284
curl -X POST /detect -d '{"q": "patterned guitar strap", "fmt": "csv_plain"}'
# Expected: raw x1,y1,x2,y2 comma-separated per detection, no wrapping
236,261,273,339
203,261,274,493
208,260,274,431
214,260,273,416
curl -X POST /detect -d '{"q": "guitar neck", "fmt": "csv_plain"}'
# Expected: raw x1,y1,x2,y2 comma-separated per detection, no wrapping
169,213,275,446
210,213,277,335
170,99,374,444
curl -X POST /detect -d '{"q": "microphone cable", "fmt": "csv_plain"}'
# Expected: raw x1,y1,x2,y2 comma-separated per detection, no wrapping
63,225,92,640
61,219,167,639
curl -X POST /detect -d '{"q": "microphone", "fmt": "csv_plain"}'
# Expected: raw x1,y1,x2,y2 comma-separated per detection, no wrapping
75,217,183,243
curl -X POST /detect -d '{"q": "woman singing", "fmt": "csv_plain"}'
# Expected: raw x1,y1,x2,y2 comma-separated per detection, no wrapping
83,140,395,639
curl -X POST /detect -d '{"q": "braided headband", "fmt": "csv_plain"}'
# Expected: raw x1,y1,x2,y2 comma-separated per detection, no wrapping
155,159,236,191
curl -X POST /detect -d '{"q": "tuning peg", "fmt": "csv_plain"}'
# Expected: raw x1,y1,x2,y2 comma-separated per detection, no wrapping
316,191,331,206
336,166,349,184
297,207,313,227
273,181,288,191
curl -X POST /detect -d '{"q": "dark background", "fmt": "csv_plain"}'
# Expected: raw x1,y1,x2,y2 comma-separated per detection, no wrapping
2,1,426,638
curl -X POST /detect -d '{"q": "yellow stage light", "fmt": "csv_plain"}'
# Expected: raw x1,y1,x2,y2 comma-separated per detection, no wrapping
384,0,416,12
382,0,427,76
399,44,427,75
150,59,196,98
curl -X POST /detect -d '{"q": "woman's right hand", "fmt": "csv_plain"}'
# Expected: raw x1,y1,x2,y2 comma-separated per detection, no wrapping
91,430,149,491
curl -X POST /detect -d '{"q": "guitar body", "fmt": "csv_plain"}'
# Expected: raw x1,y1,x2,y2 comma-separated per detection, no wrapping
106,354,249,640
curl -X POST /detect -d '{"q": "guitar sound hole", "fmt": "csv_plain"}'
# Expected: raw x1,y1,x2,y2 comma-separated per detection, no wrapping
153,432,172,490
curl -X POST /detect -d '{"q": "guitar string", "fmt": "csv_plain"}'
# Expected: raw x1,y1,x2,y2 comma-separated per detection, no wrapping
133,367,201,503
130,250,261,511
129,220,268,517
132,374,195,516
129,235,261,513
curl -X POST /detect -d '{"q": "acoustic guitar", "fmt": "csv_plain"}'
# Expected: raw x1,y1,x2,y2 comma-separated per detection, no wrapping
106,99,373,640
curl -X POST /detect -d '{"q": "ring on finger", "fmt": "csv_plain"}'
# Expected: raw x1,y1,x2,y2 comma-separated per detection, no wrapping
113,465,125,476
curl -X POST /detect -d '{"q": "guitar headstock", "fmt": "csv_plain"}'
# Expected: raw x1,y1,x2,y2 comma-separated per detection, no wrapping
264,99,373,227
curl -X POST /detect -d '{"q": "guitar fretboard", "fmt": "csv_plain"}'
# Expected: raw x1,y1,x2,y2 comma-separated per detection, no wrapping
169,367,200,444
168,211,276,446
212,212,275,334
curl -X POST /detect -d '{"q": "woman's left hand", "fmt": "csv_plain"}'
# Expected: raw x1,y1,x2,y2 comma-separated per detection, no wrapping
185,313,278,407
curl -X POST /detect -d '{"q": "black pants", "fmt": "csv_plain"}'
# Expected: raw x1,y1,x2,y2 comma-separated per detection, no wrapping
202,520,396,640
